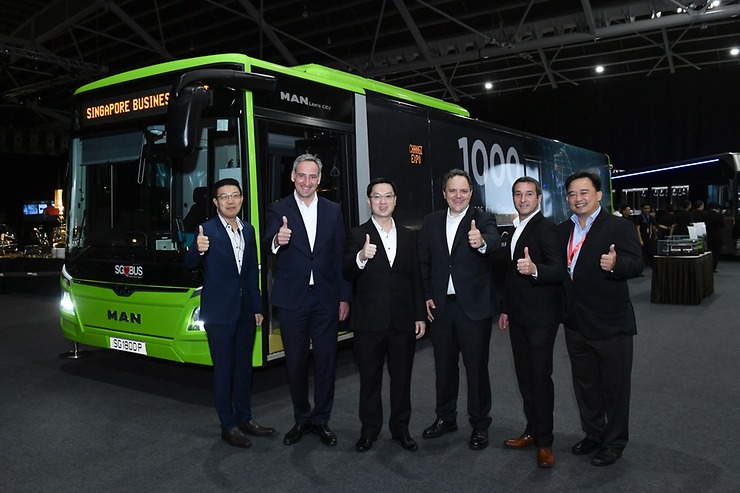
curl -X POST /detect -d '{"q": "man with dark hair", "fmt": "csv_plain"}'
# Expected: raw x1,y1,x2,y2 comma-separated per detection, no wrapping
656,204,676,240
704,202,724,272
692,199,705,223
498,177,565,468
185,178,274,448
636,202,656,266
557,171,643,466
418,168,501,451
675,200,692,236
265,153,352,447
344,177,426,453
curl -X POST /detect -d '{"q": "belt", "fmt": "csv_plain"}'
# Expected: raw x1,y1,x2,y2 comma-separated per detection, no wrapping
446,294,458,302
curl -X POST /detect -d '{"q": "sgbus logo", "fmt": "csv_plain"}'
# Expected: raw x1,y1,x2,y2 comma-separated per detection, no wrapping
114,264,143,278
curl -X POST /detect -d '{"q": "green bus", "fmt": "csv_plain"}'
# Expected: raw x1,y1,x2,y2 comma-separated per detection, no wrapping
60,53,610,366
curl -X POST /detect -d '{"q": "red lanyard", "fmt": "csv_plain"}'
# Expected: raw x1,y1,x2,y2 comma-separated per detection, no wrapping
567,229,588,273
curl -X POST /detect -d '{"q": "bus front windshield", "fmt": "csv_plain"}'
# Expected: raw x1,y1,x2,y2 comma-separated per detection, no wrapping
68,111,243,263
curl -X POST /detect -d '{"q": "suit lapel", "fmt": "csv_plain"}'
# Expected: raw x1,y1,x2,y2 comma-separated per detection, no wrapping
450,208,473,255
285,197,311,252
364,220,391,268
514,212,541,258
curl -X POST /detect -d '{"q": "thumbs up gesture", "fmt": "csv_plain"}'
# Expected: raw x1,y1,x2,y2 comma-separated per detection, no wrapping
359,233,377,261
600,243,617,271
275,216,292,247
516,246,536,276
196,225,210,253
468,219,484,249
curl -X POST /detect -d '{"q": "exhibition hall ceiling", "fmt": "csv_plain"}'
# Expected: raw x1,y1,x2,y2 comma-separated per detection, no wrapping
2,0,739,136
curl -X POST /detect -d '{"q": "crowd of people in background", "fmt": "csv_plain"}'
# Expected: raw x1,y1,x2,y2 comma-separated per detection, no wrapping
613,197,728,272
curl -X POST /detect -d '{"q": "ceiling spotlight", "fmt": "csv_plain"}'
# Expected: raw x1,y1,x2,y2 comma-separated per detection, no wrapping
484,82,493,90
595,65,605,74
731,48,740,56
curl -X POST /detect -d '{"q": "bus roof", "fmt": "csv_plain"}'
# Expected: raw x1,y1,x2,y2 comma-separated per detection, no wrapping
74,53,470,117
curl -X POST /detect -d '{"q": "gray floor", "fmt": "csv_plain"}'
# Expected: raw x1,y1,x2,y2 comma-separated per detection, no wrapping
1,260,739,492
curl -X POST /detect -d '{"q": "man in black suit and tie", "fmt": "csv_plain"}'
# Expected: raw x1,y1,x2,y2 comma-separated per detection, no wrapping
344,177,426,453
185,178,275,448
557,171,643,466
418,168,501,451
497,177,565,468
264,154,352,447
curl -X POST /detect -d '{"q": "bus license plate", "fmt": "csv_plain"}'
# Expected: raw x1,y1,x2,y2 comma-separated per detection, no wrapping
110,337,147,355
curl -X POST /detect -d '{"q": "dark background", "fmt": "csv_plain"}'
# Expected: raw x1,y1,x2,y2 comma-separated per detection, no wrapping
476,64,740,170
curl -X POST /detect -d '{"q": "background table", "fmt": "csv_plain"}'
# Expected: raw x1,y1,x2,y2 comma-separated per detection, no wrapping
651,252,714,304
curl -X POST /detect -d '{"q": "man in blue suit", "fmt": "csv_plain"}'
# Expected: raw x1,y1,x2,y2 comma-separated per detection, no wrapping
185,178,275,448
264,153,352,447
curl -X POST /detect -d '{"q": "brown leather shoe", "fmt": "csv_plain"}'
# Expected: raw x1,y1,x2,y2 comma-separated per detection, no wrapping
537,447,555,468
503,433,534,449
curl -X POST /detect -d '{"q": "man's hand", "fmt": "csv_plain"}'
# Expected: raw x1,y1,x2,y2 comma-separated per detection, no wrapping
339,301,350,321
516,246,537,276
275,216,292,247
359,233,377,261
498,313,509,330
196,225,209,253
468,219,484,249
415,321,426,339
425,299,436,322
600,244,617,271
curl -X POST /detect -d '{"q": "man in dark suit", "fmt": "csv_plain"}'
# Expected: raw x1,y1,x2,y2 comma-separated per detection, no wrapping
343,177,426,453
497,177,565,468
418,168,501,451
184,178,275,448
703,202,725,272
557,171,643,466
264,153,352,447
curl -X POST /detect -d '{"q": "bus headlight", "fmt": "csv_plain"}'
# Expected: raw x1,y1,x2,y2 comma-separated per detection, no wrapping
60,291,76,316
187,306,205,332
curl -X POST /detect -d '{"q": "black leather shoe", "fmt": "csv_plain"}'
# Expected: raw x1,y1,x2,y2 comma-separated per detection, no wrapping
314,424,338,446
238,419,276,437
571,437,600,455
283,422,313,445
221,426,251,448
422,418,458,439
591,447,621,466
355,434,375,452
392,433,419,451
469,428,489,450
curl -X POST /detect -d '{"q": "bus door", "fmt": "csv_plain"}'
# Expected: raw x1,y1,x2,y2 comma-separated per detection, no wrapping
255,118,355,360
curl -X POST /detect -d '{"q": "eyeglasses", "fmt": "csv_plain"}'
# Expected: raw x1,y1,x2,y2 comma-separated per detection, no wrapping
370,194,396,202
217,192,242,201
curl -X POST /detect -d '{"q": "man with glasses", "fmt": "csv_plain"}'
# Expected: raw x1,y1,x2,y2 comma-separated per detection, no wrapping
343,177,426,453
185,178,275,448
418,168,501,451
265,153,352,447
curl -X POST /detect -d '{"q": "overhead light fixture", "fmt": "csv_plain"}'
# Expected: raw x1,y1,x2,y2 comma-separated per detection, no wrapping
595,65,605,74
484,82,493,90
731,48,740,56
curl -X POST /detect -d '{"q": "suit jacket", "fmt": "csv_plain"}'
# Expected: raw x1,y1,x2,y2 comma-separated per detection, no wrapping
264,194,351,309
343,220,425,332
418,207,500,321
184,216,262,324
499,212,564,327
556,209,643,340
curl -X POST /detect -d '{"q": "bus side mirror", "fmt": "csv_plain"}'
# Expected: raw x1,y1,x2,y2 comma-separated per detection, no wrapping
166,69,277,157
166,84,211,157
